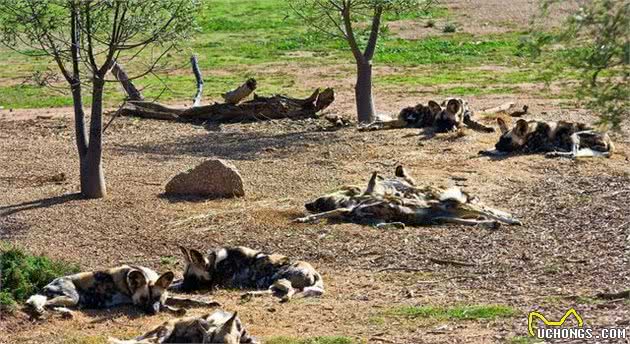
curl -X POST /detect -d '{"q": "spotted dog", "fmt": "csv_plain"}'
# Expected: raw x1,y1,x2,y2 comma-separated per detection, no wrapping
173,246,324,302
480,118,615,158
359,98,494,133
298,165,521,228
26,265,181,317
109,310,257,344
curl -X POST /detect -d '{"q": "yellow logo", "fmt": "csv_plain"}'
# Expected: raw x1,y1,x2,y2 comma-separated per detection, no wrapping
528,308,584,337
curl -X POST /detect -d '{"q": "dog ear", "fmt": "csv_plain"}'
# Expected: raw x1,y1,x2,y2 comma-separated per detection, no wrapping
155,271,175,289
189,249,208,267
364,172,379,195
218,312,239,336
127,270,148,292
179,246,191,263
514,119,529,137
428,100,442,115
446,99,461,114
195,318,211,333
497,118,509,134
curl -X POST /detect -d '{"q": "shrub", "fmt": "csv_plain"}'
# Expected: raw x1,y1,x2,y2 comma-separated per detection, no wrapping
442,23,457,33
0,244,79,312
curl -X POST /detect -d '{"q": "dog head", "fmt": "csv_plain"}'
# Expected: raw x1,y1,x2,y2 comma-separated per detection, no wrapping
200,311,249,344
179,246,214,291
126,268,174,315
433,98,469,132
495,118,530,152
304,186,362,213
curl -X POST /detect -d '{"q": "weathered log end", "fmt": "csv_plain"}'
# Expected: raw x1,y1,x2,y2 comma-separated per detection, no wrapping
222,78,257,105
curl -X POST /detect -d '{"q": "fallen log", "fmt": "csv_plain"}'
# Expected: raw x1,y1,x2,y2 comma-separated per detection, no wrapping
120,86,335,123
112,61,144,101
222,78,257,105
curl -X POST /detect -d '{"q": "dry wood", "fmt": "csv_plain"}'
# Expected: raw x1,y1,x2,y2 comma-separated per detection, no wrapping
121,86,335,123
595,290,630,300
478,102,515,115
112,61,143,101
190,55,204,107
429,257,476,267
222,78,257,104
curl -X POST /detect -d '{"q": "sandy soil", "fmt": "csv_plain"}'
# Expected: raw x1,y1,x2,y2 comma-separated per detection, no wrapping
1,78,629,343
1,1,629,343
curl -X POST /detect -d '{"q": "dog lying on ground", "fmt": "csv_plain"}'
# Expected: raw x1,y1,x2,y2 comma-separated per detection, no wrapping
26,265,186,318
173,246,324,302
359,98,494,133
479,118,615,158
109,310,257,344
297,166,521,229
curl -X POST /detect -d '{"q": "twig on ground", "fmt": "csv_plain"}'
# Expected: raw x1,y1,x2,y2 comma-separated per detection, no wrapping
429,257,476,267
595,290,630,300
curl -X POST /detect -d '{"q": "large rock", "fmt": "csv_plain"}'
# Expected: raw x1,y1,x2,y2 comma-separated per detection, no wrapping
165,159,244,198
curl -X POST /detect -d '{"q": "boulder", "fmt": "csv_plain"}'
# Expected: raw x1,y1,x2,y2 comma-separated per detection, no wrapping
165,159,244,198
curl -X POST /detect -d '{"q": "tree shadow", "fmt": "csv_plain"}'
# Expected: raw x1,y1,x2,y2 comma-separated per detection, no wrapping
0,193,82,217
112,128,340,161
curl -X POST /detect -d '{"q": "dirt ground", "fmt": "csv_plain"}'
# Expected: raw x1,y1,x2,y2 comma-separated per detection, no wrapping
1,0,629,343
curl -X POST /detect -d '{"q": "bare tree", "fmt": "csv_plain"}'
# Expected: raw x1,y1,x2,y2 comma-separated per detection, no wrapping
292,0,433,123
0,0,198,198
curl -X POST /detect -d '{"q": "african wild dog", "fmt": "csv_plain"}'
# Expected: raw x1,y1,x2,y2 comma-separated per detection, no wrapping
359,98,494,133
298,165,521,228
109,310,257,344
173,246,324,302
480,118,615,158
26,265,180,317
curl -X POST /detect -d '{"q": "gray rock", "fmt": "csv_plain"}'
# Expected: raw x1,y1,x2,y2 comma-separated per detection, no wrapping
165,159,244,198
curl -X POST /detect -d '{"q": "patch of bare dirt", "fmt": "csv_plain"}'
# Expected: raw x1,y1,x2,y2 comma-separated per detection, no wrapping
0,83,628,343
390,0,580,39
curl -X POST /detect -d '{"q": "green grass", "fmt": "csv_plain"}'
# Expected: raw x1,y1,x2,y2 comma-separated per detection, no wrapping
391,304,519,321
266,336,358,344
0,244,80,312
0,0,579,109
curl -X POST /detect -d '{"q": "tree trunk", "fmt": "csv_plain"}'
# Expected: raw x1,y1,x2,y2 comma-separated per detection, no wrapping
355,61,376,123
80,77,107,199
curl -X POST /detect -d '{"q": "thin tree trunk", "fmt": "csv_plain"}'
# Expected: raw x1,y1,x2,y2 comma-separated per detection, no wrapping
81,77,107,199
355,60,376,123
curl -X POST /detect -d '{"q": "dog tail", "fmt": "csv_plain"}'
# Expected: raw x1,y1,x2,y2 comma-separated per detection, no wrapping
26,294,47,314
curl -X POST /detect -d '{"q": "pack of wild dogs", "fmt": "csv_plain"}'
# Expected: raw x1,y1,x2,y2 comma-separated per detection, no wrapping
24,98,615,343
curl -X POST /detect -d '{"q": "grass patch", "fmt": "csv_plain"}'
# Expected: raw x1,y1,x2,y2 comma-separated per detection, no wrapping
0,244,80,312
392,304,518,321
0,0,580,109
266,336,357,344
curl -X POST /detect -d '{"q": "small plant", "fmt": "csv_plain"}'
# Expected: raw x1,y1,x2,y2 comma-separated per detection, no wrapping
0,244,80,312
160,255,178,267
425,19,435,28
392,304,518,320
442,23,457,33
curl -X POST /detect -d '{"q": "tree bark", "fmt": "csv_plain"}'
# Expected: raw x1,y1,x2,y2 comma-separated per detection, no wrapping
80,77,107,199
190,55,203,107
112,61,144,101
355,61,376,124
